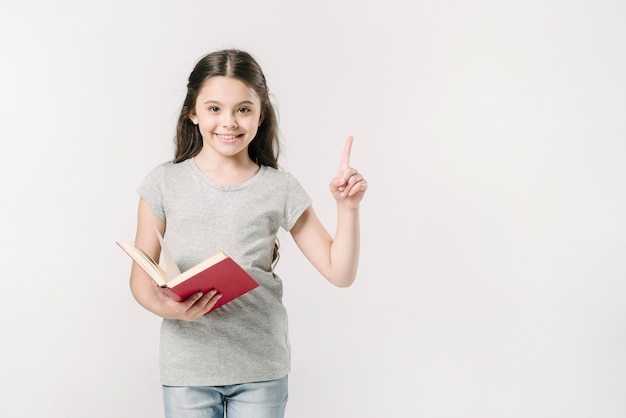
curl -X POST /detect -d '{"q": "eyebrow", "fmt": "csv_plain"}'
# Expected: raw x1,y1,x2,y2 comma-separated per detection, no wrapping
202,99,256,106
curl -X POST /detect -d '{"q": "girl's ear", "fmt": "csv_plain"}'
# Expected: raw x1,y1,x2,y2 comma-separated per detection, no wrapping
258,112,264,127
189,110,198,125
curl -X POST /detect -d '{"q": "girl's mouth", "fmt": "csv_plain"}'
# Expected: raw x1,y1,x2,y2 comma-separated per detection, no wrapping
215,133,241,143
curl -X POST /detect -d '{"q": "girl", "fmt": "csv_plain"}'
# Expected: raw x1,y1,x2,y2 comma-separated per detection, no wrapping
129,49,367,418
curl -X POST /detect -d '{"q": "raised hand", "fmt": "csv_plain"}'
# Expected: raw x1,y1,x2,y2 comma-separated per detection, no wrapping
329,136,367,208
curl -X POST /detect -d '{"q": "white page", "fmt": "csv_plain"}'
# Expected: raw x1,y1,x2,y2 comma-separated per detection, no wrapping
155,228,182,280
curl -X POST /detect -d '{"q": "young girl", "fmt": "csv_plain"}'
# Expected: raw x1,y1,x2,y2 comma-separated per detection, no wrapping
129,49,367,418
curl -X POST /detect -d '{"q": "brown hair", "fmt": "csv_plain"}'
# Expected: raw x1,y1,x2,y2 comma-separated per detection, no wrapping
173,49,280,168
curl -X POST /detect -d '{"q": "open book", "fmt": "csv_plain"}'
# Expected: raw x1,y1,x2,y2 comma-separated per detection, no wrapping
117,230,259,312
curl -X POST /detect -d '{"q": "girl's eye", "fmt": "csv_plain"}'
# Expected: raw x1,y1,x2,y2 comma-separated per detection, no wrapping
238,107,250,113
208,106,219,112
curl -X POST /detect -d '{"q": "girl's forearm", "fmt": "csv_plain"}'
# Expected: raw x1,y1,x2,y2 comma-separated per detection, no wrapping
129,268,166,316
328,205,361,287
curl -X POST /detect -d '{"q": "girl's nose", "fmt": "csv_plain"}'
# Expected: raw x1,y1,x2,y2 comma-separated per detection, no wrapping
222,113,238,128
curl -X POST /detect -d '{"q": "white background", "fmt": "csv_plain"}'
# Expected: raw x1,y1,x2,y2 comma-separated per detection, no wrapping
1,1,625,417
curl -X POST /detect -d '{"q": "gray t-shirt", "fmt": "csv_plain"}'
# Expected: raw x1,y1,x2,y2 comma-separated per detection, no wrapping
138,158,311,386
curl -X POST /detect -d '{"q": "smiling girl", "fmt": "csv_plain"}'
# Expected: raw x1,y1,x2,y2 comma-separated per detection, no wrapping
128,49,367,418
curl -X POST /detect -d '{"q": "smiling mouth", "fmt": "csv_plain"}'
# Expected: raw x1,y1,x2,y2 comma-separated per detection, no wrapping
215,133,241,142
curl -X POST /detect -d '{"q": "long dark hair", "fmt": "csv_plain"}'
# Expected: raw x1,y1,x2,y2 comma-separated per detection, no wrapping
173,49,280,168
173,49,282,267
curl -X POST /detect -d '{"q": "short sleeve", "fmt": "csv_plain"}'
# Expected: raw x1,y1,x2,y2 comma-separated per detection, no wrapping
282,173,312,231
137,164,166,222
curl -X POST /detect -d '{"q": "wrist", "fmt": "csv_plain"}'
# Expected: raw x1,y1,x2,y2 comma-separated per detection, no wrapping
336,200,361,212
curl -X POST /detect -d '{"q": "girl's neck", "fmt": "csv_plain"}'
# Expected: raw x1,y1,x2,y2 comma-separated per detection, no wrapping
193,151,259,186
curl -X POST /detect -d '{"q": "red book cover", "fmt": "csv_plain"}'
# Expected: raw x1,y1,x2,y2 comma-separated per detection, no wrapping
159,256,260,311
117,241,260,313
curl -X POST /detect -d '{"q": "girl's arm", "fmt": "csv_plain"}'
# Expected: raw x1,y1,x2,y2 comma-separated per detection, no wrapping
290,136,368,287
129,198,222,320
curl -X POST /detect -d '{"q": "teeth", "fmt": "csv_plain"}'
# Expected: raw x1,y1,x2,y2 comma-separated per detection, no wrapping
218,134,237,140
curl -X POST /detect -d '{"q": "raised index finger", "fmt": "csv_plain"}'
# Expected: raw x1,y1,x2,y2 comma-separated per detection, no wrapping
338,136,354,175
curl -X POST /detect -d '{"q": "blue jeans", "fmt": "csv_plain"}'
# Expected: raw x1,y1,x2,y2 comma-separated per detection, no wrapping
162,376,288,418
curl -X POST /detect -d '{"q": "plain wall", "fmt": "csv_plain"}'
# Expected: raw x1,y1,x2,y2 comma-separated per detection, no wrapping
1,1,625,417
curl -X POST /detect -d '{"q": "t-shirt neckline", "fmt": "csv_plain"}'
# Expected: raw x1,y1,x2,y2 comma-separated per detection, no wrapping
188,158,266,191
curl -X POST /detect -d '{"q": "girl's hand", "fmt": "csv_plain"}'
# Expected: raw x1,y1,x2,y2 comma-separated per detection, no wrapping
329,136,368,208
152,280,222,321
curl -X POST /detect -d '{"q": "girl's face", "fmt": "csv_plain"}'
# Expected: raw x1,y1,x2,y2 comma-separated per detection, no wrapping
189,76,262,161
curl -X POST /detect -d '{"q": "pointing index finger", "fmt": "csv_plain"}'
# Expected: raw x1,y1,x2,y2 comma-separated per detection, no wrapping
338,136,354,175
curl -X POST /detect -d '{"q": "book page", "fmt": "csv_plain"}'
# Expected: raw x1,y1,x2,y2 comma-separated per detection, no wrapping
117,241,168,287
155,228,182,281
